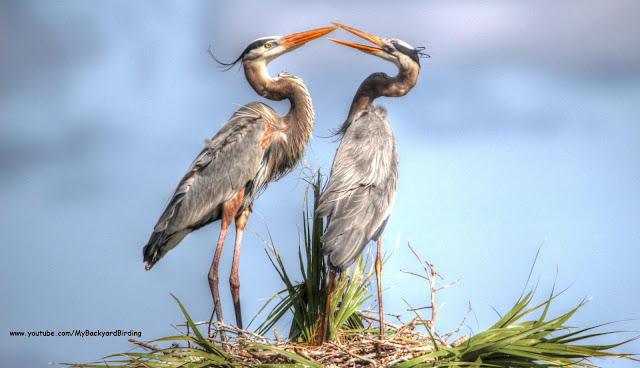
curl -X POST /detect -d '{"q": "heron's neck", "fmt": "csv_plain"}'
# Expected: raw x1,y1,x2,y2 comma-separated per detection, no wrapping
277,73,314,151
244,62,314,174
340,62,419,133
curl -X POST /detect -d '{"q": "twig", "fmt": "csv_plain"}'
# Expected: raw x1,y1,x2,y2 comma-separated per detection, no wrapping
434,278,461,292
400,270,429,280
329,343,379,367
360,313,402,331
407,240,438,335
293,347,320,364
442,301,473,343
127,338,158,352
396,316,420,334
274,328,280,344
361,309,403,320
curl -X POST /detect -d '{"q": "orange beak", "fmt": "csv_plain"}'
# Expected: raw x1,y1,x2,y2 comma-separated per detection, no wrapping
328,22,386,54
280,25,339,49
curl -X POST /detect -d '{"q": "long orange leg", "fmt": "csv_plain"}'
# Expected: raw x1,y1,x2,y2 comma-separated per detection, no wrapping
322,270,336,344
230,206,250,330
376,235,384,341
207,189,245,337
208,222,228,338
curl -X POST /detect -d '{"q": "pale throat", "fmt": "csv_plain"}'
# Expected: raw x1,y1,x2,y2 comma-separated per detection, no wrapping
244,60,275,99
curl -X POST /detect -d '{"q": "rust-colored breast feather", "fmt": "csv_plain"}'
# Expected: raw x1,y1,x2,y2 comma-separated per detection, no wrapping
260,119,272,150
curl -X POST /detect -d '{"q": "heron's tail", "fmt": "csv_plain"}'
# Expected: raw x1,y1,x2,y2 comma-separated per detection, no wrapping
321,229,370,272
142,229,190,271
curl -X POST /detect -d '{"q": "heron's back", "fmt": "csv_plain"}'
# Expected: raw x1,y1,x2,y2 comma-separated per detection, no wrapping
316,105,398,271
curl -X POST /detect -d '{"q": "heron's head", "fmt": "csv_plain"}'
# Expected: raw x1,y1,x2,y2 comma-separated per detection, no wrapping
328,23,428,71
211,25,338,70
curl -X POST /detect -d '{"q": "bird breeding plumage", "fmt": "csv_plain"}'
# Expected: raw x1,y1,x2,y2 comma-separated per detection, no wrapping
316,23,426,343
142,25,337,332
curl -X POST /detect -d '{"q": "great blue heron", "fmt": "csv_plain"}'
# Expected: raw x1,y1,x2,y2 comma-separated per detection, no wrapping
142,25,338,331
316,23,425,343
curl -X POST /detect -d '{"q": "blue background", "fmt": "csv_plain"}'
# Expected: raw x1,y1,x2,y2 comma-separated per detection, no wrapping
1,1,638,367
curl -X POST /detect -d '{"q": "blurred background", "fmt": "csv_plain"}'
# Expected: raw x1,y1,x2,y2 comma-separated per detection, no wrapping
1,1,638,367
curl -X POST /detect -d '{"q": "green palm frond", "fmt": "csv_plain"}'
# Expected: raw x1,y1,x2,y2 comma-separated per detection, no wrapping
62,294,234,368
394,289,638,368
61,288,637,368
325,255,373,341
256,170,371,343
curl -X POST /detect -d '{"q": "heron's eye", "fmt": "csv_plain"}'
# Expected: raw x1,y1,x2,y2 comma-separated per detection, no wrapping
383,45,392,53
264,43,272,49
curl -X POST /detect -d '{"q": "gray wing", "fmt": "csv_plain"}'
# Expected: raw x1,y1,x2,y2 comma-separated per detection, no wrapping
143,102,275,269
316,106,398,271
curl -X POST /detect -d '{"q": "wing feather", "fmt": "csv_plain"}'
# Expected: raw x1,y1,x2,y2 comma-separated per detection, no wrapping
143,102,275,268
317,106,398,271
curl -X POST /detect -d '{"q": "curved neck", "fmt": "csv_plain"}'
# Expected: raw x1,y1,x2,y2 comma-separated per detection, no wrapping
243,60,314,175
244,60,313,129
339,62,419,134
244,60,285,101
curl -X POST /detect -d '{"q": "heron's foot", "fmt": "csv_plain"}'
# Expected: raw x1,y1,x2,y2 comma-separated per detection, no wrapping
207,306,227,344
233,300,243,331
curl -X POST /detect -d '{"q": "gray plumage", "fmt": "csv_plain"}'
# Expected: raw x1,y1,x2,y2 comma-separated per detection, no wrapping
319,22,426,344
143,103,274,267
143,71,315,269
138,27,341,333
141,25,340,330
318,26,423,272
145,20,334,271
316,105,398,271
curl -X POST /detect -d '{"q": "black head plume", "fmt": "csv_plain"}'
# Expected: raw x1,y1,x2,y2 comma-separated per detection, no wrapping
391,41,429,66
207,45,243,72
415,46,430,59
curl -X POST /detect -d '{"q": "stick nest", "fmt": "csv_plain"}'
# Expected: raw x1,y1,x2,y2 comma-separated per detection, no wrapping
139,316,469,368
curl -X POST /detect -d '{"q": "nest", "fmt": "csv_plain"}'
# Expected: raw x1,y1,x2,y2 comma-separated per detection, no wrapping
128,315,469,368
228,331,440,367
